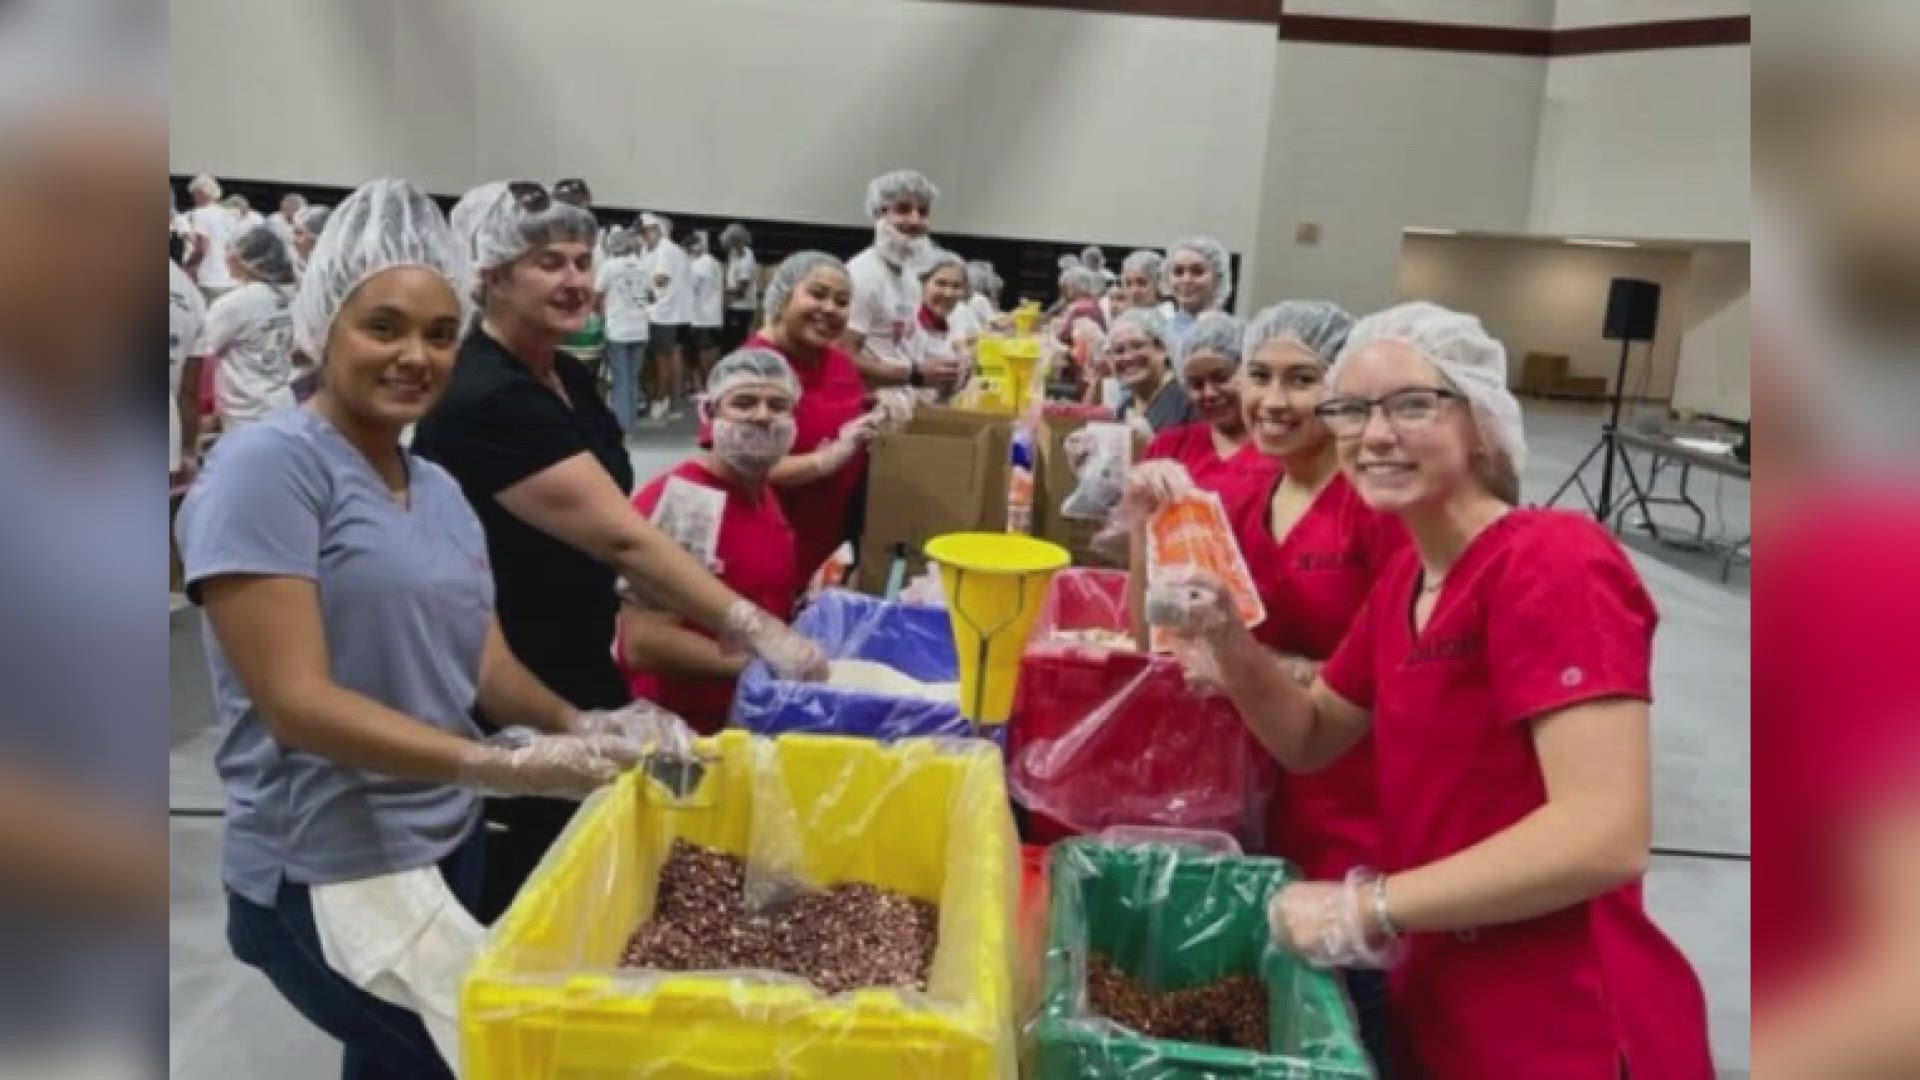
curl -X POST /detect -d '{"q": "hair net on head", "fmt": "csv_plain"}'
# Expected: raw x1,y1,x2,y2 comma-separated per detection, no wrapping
295,205,331,235
761,250,848,325
289,177,471,362
915,247,966,282
1243,300,1354,367
638,211,672,236
188,174,221,201
688,230,710,255
449,180,598,296
707,346,801,403
1331,301,1527,480
720,223,751,249
1080,245,1106,268
1121,248,1164,283
1176,312,1246,375
966,260,999,295
1164,235,1233,310
229,224,296,286
1060,265,1102,298
1108,306,1171,351
1056,253,1080,273
864,169,938,218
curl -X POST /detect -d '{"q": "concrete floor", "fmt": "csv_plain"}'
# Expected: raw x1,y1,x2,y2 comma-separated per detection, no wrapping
168,402,1752,1078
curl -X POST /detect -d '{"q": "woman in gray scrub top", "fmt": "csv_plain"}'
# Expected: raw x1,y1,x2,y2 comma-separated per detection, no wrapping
177,179,692,1080
1109,306,1201,435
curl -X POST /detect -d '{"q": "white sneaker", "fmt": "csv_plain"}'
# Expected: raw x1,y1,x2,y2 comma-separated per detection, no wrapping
649,400,669,422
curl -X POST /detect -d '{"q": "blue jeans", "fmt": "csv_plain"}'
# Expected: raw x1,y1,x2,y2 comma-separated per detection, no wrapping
606,338,647,432
1345,968,1395,1078
226,829,485,1080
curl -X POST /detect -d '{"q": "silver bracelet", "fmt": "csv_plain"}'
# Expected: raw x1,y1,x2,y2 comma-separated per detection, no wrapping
1371,875,1401,940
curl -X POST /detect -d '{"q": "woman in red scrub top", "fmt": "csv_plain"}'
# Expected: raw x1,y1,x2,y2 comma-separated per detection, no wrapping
1143,310,1276,499
742,251,883,581
1148,302,1713,1079
616,348,808,734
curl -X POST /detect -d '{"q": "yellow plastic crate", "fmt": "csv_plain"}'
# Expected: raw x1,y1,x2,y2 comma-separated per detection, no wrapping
462,731,1020,1079
973,336,1043,415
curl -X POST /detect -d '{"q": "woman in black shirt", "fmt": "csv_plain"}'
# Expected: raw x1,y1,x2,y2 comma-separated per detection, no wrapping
414,181,825,919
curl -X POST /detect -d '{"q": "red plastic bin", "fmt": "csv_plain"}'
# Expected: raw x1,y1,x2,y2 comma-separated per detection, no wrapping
1007,569,1275,846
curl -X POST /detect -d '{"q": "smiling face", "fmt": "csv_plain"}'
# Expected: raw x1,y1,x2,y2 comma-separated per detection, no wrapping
1166,249,1215,313
1182,351,1242,433
1330,339,1481,513
924,264,966,316
776,266,853,352
1120,266,1159,308
1240,339,1332,459
881,196,931,240
321,266,463,429
486,239,595,339
1108,322,1168,391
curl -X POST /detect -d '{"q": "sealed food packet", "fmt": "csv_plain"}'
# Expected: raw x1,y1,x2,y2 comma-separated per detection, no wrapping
1145,490,1264,654
649,476,727,573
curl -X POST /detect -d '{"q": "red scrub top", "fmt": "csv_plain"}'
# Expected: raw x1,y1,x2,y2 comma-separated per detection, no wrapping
1145,423,1278,502
745,332,868,580
1322,509,1712,1079
1226,472,1406,880
616,459,802,734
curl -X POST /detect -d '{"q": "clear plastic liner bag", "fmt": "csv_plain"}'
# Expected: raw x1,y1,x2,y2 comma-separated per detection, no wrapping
1009,569,1277,846
462,731,1022,1080
1027,836,1377,1079
730,589,973,740
1061,422,1133,523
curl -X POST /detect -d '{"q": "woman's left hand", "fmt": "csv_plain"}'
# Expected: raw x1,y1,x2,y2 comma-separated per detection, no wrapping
724,600,830,681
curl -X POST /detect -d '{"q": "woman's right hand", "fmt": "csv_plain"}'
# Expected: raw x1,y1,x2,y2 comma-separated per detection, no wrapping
1117,459,1195,527
724,600,830,681
457,728,645,799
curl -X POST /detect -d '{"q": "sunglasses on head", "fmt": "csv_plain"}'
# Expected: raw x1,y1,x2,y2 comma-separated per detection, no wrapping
553,178,591,206
507,181,551,213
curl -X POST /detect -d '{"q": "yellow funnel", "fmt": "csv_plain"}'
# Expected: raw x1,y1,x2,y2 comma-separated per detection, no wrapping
925,532,1070,725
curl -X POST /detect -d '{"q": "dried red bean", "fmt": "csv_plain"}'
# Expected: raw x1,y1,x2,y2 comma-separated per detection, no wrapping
623,839,938,995
1084,952,1269,1052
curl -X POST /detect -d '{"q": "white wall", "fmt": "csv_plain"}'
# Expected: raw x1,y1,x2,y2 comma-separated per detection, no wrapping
1529,45,1751,241
1672,245,1751,419
1250,42,1545,314
170,0,1276,264
1396,234,1695,399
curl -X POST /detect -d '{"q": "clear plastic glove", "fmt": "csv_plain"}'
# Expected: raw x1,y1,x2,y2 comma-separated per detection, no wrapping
1143,565,1241,689
922,353,963,388
870,388,918,435
814,415,879,477
725,599,829,681
1113,459,1198,535
1267,869,1407,970
571,700,696,759
456,727,644,799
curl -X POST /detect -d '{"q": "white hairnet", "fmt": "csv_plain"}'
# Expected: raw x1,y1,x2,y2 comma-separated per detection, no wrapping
1243,300,1354,366
1081,246,1107,269
720,223,751,249
1176,312,1246,375
863,169,938,218
1056,253,1080,272
449,180,598,298
1060,266,1102,298
762,250,848,324
966,260,1000,295
1330,301,1526,481
708,346,801,402
605,226,634,257
1164,235,1233,310
688,230,710,255
290,177,470,362
229,224,296,286
187,173,221,201
294,205,331,235
915,247,966,282
1108,306,1172,351
1122,249,1164,284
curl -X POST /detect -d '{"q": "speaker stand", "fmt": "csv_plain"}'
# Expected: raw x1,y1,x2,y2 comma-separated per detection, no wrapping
1545,337,1639,521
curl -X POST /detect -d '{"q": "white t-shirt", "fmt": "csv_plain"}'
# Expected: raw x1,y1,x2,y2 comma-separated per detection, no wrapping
186,204,239,290
689,254,724,328
947,299,983,342
968,294,997,325
725,249,759,313
847,247,921,371
646,239,694,325
595,255,654,343
267,213,298,250
198,282,296,426
168,261,208,475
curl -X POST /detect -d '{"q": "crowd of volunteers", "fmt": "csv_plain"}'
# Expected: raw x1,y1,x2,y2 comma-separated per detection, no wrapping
171,164,1713,1078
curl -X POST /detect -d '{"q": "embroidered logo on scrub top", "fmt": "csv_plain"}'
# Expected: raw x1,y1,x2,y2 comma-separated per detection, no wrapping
1293,549,1368,572
1560,666,1585,687
1408,633,1483,665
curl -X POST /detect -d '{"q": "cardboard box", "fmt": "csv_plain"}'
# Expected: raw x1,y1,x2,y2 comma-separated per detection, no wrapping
857,406,1012,595
1033,416,1141,568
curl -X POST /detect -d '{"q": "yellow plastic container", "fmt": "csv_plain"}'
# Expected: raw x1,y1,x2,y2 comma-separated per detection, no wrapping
1011,301,1043,336
924,532,1070,725
462,732,1020,1079
974,336,1043,415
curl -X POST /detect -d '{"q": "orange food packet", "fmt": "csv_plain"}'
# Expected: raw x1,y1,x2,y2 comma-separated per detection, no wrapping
1145,490,1265,652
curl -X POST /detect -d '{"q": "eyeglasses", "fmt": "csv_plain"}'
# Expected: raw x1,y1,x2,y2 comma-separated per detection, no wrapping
1108,338,1158,357
1315,387,1463,437
506,181,550,213
552,178,591,205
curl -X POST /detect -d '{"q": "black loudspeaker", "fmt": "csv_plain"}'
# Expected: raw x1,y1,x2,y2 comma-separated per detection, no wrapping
1603,277,1661,341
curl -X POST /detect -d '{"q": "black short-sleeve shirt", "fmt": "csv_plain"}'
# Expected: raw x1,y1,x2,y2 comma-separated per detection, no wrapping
413,330,636,710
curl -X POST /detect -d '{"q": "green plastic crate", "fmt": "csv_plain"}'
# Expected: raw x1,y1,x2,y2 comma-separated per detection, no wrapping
1031,839,1376,1079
